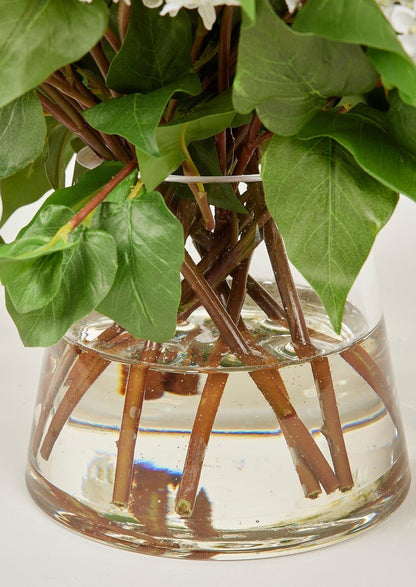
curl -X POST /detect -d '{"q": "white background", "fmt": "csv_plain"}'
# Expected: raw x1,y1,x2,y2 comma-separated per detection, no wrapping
0,196,415,586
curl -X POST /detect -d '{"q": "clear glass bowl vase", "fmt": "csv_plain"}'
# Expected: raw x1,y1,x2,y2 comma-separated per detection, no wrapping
26,174,410,559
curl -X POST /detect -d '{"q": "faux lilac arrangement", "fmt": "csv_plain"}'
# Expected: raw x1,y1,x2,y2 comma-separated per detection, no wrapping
0,0,415,522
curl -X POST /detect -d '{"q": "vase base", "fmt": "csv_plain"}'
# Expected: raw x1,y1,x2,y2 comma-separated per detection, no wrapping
26,457,410,560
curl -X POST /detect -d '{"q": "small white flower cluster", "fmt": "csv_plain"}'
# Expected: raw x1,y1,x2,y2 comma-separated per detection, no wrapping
79,0,238,30
79,0,131,4
142,0,240,30
378,1,416,61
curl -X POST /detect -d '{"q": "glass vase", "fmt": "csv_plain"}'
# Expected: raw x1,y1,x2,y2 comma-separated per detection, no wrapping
26,175,410,559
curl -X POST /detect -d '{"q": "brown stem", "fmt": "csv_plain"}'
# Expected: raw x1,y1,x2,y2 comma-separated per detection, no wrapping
90,43,120,99
90,43,110,82
176,367,228,516
105,27,121,53
176,259,251,516
40,353,110,460
32,343,80,454
46,76,132,163
181,251,251,358
177,253,328,514
215,132,227,176
179,208,270,320
75,65,112,101
216,5,234,175
37,91,114,161
98,132,133,164
243,338,338,495
40,324,123,460
341,342,403,432
253,131,273,150
311,358,354,491
67,159,137,230
246,275,287,323
112,342,161,507
67,69,94,99
263,220,354,491
232,114,262,177
66,66,112,109
218,7,235,95
47,75,98,109
191,18,209,62
181,162,215,231
228,123,250,166
175,197,199,238
42,81,130,165
247,274,398,445
180,225,231,306
117,0,132,42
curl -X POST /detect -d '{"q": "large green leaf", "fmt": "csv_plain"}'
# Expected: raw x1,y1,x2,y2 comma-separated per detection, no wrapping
0,0,109,108
298,105,416,201
107,2,193,94
95,193,184,342
6,226,118,347
0,206,76,285
0,91,46,180
137,92,237,189
84,74,201,157
233,0,378,135
6,252,64,313
261,134,398,332
293,0,416,107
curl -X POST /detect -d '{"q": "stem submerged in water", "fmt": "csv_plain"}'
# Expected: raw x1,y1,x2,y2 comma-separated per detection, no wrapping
263,219,354,492
112,342,162,507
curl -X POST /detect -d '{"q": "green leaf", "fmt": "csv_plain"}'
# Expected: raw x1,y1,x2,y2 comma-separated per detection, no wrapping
298,105,416,202
18,204,74,240
102,171,138,204
293,0,416,107
137,92,237,190
0,0,109,108
387,90,416,155
84,74,201,157
107,2,193,94
6,252,64,313
261,134,398,332
95,193,184,342
233,0,378,135
0,91,46,179
239,0,256,22
0,118,65,227
6,226,118,347
0,205,76,285
0,145,51,228
14,161,125,238
45,125,75,189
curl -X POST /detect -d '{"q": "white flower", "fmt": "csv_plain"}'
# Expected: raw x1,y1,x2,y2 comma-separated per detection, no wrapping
377,1,416,62
79,0,131,4
285,0,302,13
142,0,240,30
